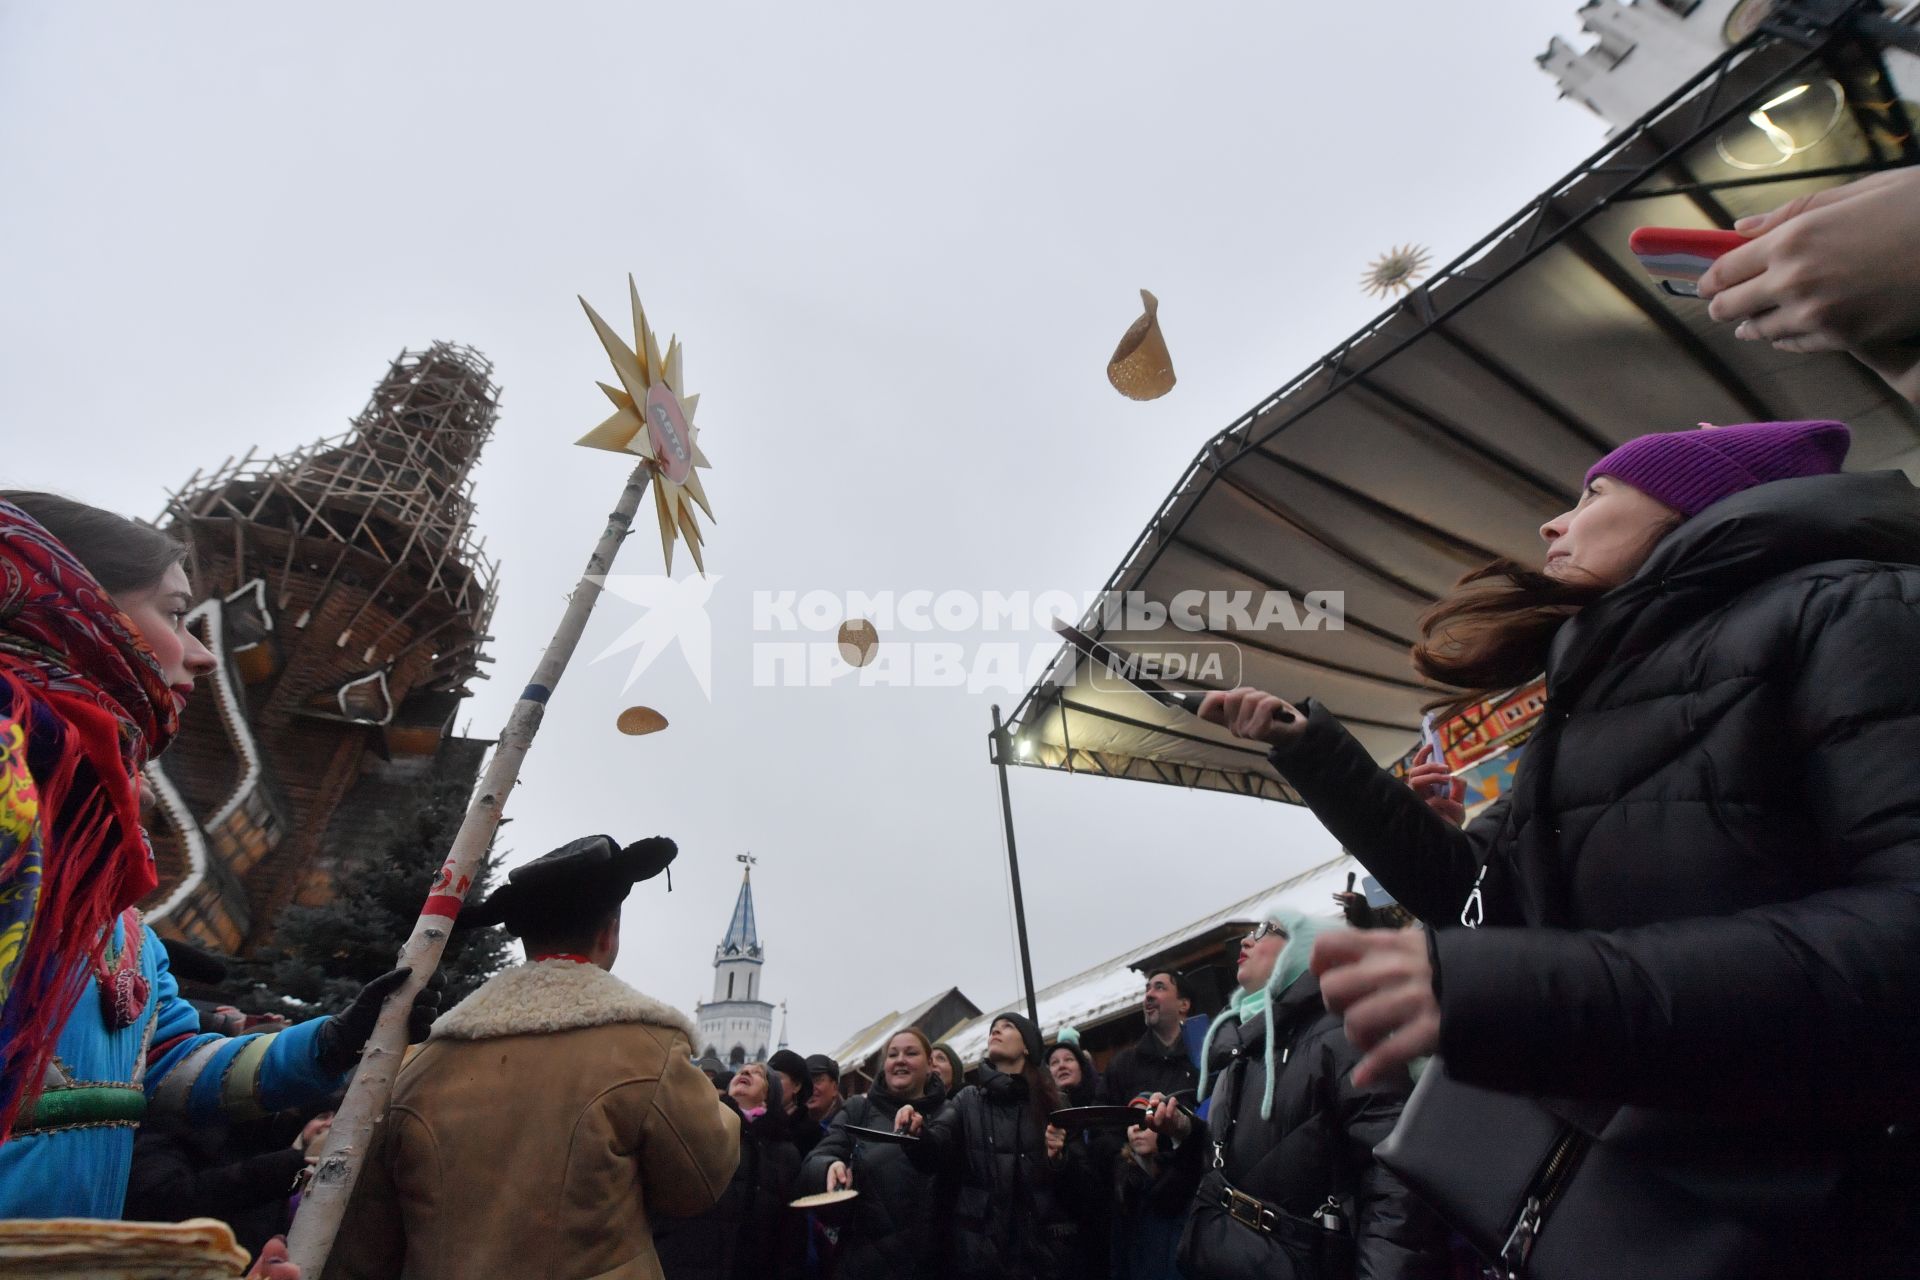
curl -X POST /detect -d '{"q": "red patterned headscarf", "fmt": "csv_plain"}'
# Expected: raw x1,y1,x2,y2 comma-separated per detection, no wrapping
0,500,180,1143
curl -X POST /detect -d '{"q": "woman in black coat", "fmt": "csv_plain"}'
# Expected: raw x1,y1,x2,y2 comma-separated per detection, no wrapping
768,1048,821,1160
1200,420,1920,1277
798,1029,949,1279
1147,906,1442,1280
656,1061,803,1280
1044,1030,1114,1280
930,1042,967,1095
899,1012,1090,1280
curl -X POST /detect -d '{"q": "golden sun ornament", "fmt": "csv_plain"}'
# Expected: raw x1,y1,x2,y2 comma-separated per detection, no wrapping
576,276,716,573
1361,244,1433,299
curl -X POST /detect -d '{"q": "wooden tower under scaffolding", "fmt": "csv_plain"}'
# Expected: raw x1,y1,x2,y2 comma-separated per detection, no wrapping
141,342,502,955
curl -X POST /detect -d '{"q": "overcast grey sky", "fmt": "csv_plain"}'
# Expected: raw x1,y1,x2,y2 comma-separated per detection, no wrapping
0,2,1602,1052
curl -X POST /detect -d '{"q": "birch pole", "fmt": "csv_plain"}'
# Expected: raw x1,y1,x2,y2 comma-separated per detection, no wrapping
285,460,654,1275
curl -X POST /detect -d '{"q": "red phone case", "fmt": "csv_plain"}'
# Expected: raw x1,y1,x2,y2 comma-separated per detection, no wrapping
1629,227,1750,297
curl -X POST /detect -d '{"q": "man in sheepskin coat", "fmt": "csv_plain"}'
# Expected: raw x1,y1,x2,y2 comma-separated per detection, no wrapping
323,836,741,1280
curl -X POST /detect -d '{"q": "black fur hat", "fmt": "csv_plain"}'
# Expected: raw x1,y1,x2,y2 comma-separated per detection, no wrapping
459,834,676,936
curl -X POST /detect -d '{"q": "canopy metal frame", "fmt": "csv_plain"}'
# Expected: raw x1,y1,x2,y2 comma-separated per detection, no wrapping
999,0,1920,802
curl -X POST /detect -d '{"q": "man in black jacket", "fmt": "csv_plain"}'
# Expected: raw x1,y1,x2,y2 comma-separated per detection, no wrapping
1101,971,1196,1110
804,1053,844,1131
1101,971,1197,1280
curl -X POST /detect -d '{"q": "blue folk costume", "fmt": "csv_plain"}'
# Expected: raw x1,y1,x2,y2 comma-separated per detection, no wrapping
0,912,340,1218
0,501,344,1218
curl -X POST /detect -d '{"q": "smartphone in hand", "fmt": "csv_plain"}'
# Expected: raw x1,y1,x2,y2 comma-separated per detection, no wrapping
1419,712,1451,798
1628,226,1749,298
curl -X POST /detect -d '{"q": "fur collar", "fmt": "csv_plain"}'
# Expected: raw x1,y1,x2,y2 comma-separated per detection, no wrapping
431,960,696,1042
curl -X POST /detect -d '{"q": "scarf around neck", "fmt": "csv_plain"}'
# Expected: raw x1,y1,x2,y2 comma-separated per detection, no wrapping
0,501,178,1144
1198,907,1331,1121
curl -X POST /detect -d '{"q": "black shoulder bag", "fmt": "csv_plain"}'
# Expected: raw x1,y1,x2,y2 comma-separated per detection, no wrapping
1373,1059,1768,1279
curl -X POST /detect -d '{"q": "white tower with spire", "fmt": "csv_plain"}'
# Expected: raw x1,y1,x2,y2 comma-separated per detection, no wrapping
696,855,774,1067
1537,0,1750,133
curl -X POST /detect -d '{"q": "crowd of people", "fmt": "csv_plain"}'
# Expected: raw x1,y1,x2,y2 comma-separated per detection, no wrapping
0,167,1918,1279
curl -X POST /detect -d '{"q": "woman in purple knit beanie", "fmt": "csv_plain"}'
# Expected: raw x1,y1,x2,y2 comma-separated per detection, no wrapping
1191,418,1920,1278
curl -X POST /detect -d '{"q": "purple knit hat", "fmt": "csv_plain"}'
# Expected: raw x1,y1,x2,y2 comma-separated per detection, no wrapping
1585,419,1851,518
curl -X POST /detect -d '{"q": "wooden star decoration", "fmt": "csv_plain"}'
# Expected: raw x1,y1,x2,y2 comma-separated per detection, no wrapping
576,276,716,573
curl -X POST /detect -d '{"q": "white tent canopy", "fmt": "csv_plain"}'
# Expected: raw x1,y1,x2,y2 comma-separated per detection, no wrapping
1004,21,1920,803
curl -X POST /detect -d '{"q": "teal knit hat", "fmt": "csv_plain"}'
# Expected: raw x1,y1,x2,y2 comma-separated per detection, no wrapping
1197,904,1334,1121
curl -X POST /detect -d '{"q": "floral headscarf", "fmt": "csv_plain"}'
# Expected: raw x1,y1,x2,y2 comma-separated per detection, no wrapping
0,500,178,1142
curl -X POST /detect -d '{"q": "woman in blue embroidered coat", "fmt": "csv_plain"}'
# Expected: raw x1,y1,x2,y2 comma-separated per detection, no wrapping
0,493,434,1220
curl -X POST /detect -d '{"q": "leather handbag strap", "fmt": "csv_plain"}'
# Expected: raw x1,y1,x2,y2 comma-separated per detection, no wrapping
1209,1052,1249,1170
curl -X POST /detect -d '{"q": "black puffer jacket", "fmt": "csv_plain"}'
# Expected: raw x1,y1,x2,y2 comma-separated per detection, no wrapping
655,1103,803,1280
909,1067,1091,1280
797,1078,948,1280
1167,974,1445,1280
1270,472,1920,1276
1048,1050,1113,1280
1101,1030,1201,1221
1100,1030,1199,1112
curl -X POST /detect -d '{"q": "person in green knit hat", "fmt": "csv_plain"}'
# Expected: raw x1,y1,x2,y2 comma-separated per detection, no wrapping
1144,902,1445,1279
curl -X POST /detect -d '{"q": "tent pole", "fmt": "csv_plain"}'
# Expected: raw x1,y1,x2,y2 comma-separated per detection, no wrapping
990,704,1040,1024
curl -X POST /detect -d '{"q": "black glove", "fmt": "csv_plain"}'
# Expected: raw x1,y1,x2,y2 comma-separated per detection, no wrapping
315,967,446,1075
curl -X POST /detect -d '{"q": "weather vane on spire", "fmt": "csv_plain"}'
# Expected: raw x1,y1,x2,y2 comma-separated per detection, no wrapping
738,852,757,867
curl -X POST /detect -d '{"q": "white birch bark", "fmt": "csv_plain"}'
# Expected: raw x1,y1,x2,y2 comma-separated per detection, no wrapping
286,462,654,1274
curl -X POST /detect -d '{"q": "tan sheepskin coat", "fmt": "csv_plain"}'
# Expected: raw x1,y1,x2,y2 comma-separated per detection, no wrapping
322,960,740,1280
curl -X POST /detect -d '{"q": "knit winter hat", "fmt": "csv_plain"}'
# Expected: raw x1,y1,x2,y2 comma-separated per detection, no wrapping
931,1041,966,1086
1045,1026,1097,1096
1586,419,1850,518
1046,1024,1089,1068
1197,903,1335,1121
990,1011,1044,1066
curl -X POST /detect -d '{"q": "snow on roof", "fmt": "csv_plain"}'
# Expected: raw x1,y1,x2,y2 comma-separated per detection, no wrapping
829,1009,902,1067
946,853,1358,1065
832,987,974,1074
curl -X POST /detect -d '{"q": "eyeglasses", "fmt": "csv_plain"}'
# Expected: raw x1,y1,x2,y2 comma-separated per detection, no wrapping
1240,921,1288,947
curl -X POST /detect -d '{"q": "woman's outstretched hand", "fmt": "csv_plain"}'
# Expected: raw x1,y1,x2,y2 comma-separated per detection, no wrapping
1198,687,1307,748
1699,167,1920,402
1407,743,1467,826
1311,928,1440,1088
893,1105,924,1137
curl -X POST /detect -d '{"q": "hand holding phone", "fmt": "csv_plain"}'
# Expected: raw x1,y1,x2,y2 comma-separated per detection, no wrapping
1419,713,1450,798
1629,227,1750,298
